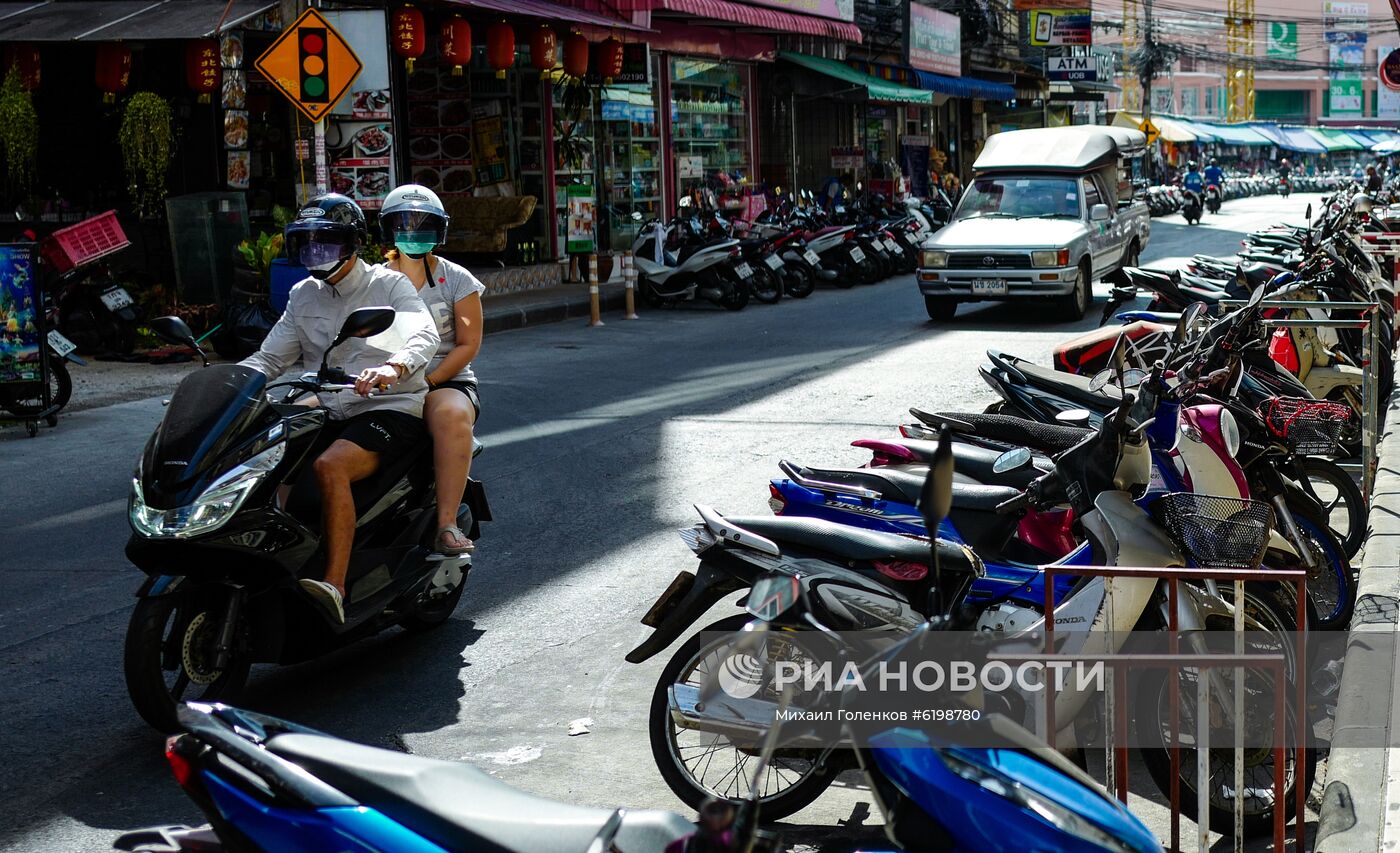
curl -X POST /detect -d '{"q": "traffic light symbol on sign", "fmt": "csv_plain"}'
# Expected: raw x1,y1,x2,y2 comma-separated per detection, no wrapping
299,27,328,102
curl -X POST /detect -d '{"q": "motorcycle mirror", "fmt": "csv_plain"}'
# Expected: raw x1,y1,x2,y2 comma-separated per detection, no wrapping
992,446,1033,473
1245,282,1267,309
1120,368,1148,389
1055,408,1093,428
1088,369,1115,393
331,307,395,349
918,428,955,533
747,574,801,622
147,316,208,367
1306,203,1313,221
631,211,643,222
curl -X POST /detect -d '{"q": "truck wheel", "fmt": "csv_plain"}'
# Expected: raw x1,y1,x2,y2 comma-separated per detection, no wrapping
1054,264,1090,321
1123,240,1140,269
924,296,958,321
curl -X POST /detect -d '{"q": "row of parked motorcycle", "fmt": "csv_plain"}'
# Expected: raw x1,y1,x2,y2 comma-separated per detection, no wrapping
628,187,954,310
115,191,1392,852
1145,170,1353,219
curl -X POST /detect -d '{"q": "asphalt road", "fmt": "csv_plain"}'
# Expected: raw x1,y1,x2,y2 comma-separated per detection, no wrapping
0,193,1325,852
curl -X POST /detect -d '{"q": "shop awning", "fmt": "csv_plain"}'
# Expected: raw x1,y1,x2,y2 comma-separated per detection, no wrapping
1195,122,1272,146
1374,137,1400,155
1345,129,1387,147
1112,112,1199,143
654,0,862,42
1275,126,1328,153
1247,123,1290,148
1308,127,1367,151
445,0,650,32
0,0,277,41
911,69,1014,101
780,52,931,104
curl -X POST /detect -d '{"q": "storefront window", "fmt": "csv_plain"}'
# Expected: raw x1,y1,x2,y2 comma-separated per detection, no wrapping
552,83,596,259
668,57,750,201
599,86,660,252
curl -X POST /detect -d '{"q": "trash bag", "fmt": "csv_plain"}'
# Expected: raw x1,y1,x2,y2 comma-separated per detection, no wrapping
212,289,278,359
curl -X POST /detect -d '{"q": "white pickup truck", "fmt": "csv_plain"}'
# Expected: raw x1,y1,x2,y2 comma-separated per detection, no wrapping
917,126,1152,321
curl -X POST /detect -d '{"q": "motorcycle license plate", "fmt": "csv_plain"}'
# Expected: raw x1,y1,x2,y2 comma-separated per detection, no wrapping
972,279,1008,295
849,246,866,263
100,287,134,311
803,249,821,266
884,238,901,253
734,262,754,279
47,329,77,357
764,254,784,270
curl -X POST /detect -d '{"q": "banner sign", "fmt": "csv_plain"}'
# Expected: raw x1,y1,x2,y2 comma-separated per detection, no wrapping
745,0,853,22
1266,22,1297,58
907,3,961,76
0,245,37,383
1029,9,1091,46
1323,0,1370,29
1047,54,1097,81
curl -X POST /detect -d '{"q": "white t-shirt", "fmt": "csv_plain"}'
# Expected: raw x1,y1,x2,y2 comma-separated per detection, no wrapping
394,256,485,385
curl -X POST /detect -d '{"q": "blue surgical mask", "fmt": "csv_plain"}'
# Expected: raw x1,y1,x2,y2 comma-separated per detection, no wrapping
395,239,436,259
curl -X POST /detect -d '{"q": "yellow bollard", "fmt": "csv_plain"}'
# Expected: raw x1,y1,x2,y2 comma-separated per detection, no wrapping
623,251,639,319
588,253,604,327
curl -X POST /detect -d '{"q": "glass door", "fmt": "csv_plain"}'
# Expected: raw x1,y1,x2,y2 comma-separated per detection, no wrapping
599,86,661,253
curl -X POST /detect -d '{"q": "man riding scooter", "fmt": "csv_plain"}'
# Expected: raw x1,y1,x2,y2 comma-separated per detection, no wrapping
239,194,440,623
1180,160,1205,223
1203,158,1224,214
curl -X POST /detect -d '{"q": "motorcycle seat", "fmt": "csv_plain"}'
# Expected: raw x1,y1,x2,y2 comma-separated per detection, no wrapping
913,410,1091,455
723,513,980,572
268,733,693,853
852,439,1053,490
789,461,1024,513
994,355,1124,409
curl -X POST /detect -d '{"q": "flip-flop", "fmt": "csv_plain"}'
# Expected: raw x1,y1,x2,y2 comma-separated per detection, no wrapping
430,526,475,560
299,579,345,624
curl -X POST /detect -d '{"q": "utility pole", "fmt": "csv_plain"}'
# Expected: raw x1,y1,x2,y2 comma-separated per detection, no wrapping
1140,0,1157,183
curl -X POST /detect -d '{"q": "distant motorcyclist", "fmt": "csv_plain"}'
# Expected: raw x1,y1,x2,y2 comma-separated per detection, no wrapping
1278,158,1292,180
1182,161,1205,195
1203,158,1224,188
1367,165,1383,194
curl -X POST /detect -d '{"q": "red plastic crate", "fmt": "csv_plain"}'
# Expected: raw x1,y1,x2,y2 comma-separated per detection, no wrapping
39,210,129,273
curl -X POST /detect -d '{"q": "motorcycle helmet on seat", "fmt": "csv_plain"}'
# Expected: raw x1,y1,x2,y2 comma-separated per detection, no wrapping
285,193,366,280
380,184,450,259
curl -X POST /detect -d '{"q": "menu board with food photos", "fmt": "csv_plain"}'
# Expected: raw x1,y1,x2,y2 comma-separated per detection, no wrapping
326,120,395,209
405,45,475,197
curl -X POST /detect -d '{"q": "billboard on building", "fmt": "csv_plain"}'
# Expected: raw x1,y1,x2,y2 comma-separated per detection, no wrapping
907,3,961,76
1266,22,1297,58
1379,45,1400,117
1029,8,1091,46
1324,0,1368,117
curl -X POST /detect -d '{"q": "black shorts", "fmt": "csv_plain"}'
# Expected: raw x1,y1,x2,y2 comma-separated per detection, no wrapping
322,410,426,456
431,380,481,420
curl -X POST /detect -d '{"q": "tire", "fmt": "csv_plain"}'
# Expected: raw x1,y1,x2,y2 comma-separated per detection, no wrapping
1137,582,1317,836
831,257,857,288
1123,240,1140,270
649,615,837,818
0,358,72,417
717,275,749,311
1283,500,1356,630
124,588,251,733
399,570,468,632
1054,263,1090,321
924,295,958,321
859,254,881,284
784,264,815,299
749,266,782,305
1296,457,1366,559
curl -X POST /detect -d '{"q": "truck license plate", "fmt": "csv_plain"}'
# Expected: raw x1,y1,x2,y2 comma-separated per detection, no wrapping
100,286,134,311
972,279,1008,295
803,249,821,266
849,246,866,263
734,262,754,279
47,330,77,357
764,254,784,270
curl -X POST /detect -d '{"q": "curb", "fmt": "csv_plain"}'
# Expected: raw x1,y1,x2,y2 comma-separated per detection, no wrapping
1315,376,1400,853
482,285,628,335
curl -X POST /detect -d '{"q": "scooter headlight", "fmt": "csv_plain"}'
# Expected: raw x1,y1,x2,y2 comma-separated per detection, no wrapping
1219,408,1241,458
130,444,285,539
939,750,1144,853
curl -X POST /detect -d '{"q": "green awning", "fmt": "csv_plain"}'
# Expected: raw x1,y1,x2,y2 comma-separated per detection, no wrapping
779,51,933,105
1307,128,1366,151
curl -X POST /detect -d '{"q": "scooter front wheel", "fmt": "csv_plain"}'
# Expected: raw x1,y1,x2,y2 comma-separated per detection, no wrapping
748,266,782,304
124,587,250,733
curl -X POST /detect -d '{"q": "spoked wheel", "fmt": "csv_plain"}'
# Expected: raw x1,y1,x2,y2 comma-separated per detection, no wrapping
0,358,71,418
749,267,782,304
1283,503,1355,630
649,615,835,818
124,587,250,732
1138,582,1316,836
1295,457,1366,559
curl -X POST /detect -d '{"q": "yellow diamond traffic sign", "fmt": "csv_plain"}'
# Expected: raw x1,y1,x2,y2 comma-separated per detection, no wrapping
254,7,362,123
1139,117,1160,145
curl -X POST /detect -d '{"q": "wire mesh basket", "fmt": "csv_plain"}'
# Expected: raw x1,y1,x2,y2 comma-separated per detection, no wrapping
1149,493,1275,571
1257,397,1354,456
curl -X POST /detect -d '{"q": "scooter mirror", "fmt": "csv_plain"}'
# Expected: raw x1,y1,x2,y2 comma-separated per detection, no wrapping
631,211,643,221
333,307,395,348
747,574,801,622
1120,368,1148,389
148,315,197,348
918,428,955,533
1306,203,1313,221
1245,282,1267,309
1055,409,1092,428
1088,369,1114,393
992,446,1033,473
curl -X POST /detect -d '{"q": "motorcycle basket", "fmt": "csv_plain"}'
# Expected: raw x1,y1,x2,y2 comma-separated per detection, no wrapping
1257,397,1353,456
1148,493,1274,571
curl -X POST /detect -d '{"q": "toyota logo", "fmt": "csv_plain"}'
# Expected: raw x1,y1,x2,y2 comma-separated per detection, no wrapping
982,256,997,267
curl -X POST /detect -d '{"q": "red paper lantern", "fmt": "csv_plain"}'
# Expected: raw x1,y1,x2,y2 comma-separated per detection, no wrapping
486,21,514,79
529,25,557,72
594,36,624,83
3,44,39,90
184,39,219,103
562,31,588,79
440,15,472,76
391,5,426,72
95,42,131,103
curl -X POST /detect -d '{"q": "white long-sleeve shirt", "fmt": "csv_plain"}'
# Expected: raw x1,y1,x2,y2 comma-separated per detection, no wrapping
240,259,440,419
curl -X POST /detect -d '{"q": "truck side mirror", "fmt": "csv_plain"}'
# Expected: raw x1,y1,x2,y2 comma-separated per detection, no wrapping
1090,203,1111,222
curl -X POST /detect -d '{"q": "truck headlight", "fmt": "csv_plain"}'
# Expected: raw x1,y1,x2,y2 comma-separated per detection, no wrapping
130,444,285,539
922,250,948,268
1032,249,1071,267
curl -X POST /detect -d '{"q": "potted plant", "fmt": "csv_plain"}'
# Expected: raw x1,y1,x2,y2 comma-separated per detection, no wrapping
235,232,283,292
118,92,173,218
0,65,37,200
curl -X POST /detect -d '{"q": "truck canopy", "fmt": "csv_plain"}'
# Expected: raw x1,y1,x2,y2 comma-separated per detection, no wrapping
973,126,1147,174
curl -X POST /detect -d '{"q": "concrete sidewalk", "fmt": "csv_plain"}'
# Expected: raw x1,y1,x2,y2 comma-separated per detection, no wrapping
1315,379,1400,852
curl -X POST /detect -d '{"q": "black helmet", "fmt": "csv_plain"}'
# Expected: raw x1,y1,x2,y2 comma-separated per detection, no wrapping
285,193,366,279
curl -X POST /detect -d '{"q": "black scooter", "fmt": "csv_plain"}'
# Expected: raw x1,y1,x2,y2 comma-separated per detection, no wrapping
122,309,490,732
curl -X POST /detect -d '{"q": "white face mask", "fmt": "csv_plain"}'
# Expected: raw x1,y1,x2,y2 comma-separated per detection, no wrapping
308,257,352,281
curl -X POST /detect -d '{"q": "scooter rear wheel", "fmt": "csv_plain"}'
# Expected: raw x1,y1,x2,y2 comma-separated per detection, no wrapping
749,266,782,305
0,357,71,417
784,264,816,299
124,588,250,733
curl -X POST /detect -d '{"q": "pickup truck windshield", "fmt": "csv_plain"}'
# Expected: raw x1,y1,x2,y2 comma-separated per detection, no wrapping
955,177,1082,221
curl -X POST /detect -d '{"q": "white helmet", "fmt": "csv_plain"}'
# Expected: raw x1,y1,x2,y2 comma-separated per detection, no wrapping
380,184,449,257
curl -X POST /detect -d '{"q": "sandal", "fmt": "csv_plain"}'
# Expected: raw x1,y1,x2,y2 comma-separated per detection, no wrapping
299,579,345,624
431,526,475,559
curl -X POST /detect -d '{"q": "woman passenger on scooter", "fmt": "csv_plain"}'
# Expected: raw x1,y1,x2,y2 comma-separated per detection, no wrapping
379,184,485,557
